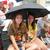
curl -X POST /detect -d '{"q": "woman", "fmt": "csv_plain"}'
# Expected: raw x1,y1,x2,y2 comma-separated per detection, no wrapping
7,12,27,50
25,14,48,50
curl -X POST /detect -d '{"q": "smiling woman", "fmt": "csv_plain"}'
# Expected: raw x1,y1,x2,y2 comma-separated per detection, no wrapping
24,14,48,50
7,12,27,50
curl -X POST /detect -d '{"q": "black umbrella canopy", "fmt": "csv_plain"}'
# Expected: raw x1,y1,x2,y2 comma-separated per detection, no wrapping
6,2,50,19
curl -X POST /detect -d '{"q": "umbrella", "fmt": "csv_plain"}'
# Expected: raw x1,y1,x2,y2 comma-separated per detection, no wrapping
6,2,50,19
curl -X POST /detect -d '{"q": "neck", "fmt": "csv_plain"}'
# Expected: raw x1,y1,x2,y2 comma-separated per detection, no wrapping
16,23,20,28
28,20,32,25
29,22,32,25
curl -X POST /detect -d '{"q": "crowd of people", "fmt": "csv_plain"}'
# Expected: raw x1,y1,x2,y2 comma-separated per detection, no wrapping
0,1,50,50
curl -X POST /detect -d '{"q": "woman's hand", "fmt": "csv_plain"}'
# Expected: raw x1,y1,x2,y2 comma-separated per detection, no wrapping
10,35,19,50
25,42,31,49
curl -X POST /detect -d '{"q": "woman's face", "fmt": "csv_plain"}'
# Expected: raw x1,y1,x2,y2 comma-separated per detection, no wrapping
9,2,13,10
28,15,34,23
15,14,23,25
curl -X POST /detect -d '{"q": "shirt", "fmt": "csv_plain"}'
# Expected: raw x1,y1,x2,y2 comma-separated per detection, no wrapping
37,18,45,36
8,22,27,41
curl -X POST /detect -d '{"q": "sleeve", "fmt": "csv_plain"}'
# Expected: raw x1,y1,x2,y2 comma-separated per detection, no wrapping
7,24,14,36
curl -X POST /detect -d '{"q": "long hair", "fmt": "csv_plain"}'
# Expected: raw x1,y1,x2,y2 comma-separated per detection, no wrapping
10,13,28,35
11,13,24,34
31,17,36,30
26,14,36,30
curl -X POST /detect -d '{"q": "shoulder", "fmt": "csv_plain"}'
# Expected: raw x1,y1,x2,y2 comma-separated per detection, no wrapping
8,20,14,30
